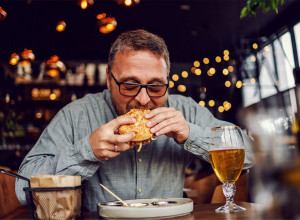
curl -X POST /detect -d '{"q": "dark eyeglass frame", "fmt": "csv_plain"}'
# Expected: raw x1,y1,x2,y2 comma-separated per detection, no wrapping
110,72,169,97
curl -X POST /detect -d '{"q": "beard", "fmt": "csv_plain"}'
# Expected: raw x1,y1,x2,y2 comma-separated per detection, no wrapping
111,95,168,116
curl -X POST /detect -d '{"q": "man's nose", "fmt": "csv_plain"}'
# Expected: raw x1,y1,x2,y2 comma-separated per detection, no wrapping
135,88,151,105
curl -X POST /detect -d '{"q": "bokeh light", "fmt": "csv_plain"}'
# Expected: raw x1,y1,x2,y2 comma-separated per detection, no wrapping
172,74,179,81
195,69,201,75
194,61,200,67
208,100,215,107
199,101,205,106
181,71,188,78
203,58,209,64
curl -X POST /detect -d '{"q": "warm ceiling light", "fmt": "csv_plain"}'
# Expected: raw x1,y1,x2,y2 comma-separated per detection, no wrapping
208,100,215,107
0,7,7,21
195,68,201,75
106,23,114,30
81,0,88,9
215,56,221,63
21,49,35,66
9,49,34,66
178,85,186,92
9,53,20,65
194,61,200,67
172,74,179,81
218,106,224,113
169,81,174,88
79,0,94,9
97,14,117,34
199,101,205,107
203,58,209,64
46,55,66,78
116,0,140,7
252,43,258,49
47,69,59,78
56,21,66,32
97,13,106,20
125,0,133,6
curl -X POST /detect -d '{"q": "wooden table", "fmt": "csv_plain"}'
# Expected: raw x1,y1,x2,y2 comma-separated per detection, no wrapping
84,202,262,220
5,202,262,219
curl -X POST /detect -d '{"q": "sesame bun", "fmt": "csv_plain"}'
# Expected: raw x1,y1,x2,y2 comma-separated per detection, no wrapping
118,109,157,151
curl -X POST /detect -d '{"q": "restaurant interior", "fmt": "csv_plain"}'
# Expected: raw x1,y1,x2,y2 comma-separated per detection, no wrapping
1,0,300,219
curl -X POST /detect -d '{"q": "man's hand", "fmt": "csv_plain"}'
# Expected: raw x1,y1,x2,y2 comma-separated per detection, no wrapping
145,107,189,144
89,117,136,161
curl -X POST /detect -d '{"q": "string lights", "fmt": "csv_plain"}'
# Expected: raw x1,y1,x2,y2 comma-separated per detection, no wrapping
168,49,240,113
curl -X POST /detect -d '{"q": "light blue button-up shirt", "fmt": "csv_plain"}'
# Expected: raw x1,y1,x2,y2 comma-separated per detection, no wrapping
15,89,255,211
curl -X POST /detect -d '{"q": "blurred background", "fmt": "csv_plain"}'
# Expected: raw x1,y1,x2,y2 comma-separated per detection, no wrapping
0,0,300,217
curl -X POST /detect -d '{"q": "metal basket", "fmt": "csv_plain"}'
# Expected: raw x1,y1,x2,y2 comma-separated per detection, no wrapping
0,168,81,219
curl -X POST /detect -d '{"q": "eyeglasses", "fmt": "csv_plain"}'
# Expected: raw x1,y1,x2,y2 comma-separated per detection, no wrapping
110,72,169,97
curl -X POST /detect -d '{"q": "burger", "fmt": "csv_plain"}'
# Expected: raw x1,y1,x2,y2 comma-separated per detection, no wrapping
118,109,157,152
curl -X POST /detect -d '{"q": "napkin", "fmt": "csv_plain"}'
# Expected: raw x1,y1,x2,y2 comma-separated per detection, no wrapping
30,174,81,220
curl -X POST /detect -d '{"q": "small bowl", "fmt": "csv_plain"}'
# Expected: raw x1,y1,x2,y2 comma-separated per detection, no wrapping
151,201,177,206
100,201,123,206
128,202,149,207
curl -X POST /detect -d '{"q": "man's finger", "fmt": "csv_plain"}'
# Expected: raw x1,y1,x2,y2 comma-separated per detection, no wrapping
145,107,175,119
113,132,136,144
113,143,132,152
107,116,136,130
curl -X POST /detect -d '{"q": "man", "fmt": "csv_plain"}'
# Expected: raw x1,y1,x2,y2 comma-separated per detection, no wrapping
16,29,255,211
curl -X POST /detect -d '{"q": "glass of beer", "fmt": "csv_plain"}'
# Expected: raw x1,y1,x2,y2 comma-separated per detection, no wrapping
209,126,246,213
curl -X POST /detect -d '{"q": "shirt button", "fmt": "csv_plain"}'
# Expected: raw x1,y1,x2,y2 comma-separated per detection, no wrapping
138,159,142,163
137,188,142,193
187,145,192,150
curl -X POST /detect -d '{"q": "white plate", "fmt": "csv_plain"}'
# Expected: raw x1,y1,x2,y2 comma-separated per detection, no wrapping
97,198,193,219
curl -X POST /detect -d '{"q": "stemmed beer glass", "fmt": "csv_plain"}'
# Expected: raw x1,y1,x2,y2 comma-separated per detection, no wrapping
209,126,246,213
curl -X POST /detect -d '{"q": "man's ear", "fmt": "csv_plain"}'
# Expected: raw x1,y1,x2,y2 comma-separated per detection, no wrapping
106,68,111,91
